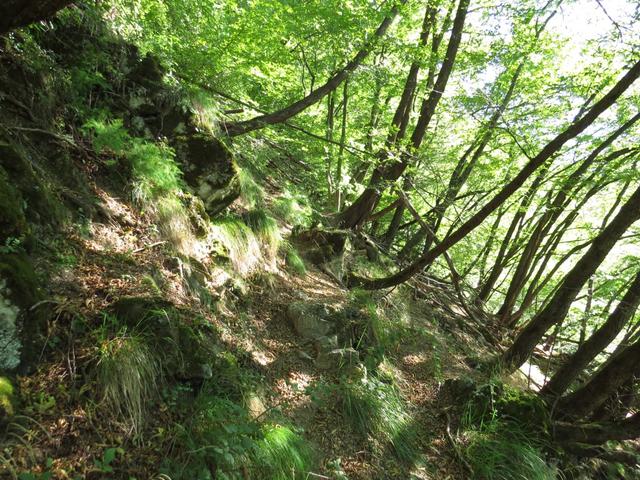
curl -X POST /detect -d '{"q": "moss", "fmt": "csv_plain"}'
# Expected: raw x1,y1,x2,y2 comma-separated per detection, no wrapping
0,252,47,372
0,376,15,416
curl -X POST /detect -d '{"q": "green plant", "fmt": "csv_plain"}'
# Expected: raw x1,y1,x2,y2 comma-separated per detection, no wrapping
328,373,418,462
252,424,314,480
95,332,160,434
284,245,306,275
94,447,123,473
461,381,557,479
237,167,264,209
243,209,281,258
210,216,262,274
271,193,312,227
463,420,557,480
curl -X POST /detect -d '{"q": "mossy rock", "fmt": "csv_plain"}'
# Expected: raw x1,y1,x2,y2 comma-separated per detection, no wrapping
0,141,69,230
0,252,48,372
0,376,15,418
110,296,216,377
173,133,240,217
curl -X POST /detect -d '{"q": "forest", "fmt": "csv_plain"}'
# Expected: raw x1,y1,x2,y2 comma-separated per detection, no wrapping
0,0,640,478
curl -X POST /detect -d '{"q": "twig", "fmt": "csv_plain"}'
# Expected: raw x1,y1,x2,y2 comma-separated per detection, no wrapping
132,241,166,254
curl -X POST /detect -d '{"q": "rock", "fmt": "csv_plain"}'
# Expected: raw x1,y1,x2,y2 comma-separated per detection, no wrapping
286,302,336,340
0,252,48,373
316,348,360,370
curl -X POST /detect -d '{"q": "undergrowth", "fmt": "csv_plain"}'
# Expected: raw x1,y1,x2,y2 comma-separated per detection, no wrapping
461,381,558,480
95,330,160,435
312,372,419,463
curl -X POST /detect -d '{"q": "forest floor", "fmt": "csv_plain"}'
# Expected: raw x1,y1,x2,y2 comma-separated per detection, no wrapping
3,171,500,478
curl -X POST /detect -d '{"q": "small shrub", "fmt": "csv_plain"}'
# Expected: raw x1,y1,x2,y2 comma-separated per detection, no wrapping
95,332,160,434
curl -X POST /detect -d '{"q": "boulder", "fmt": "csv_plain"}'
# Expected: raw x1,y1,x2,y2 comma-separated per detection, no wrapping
286,302,336,340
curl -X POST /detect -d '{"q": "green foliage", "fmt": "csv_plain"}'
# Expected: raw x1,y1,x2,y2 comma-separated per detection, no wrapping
284,245,306,276
95,332,160,434
243,209,281,258
315,372,418,462
253,424,314,480
93,447,123,473
83,116,183,202
463,421,557,480
237,168,264,209
461,381,557,480
271,193,312,227
18,458,53,480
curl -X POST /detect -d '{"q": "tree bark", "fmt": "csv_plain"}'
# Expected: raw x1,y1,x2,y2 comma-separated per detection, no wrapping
350,59,640,289
554,414,640,444
0,0,74,35
541,269,640,397
224,0,406,137
558,338,640,419
501,181,640,372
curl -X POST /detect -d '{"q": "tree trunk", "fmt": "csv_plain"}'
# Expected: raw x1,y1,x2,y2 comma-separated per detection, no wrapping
224,0,406,137
558,338,640,419
338,0,469,230
352,59,640,290
501,181,640,372
542,269,640,397
554,414,640,444
0,0,74,35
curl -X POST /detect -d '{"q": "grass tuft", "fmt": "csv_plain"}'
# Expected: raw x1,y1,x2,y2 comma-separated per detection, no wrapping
253,424,314,479
336,373,418,462
95,332,160,435
284,245,306,276
244,209,281,259
271,192,312,227
237,167,264,209
210,216,262,274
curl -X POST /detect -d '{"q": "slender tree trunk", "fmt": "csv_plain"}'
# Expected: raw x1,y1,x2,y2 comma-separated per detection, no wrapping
541,269,640,397
334,79,349,210
501,181,640,372
338,0,469,230
353,59,640,289
224,0,406,137
496,115,640,322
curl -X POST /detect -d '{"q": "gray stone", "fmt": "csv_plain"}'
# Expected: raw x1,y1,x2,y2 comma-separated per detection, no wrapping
316,348,360,370
286,302,335,340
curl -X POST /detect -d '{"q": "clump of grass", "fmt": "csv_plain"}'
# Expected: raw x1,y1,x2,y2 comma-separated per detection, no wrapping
244,209,281,259
463,421,557,480
156,196,194,254
461,381,557,479
237,167,264,209
95,332,160,435
284,245,306,276
271,192,312,227
336,373,418,462
253,424,314,480
83,116,194,252
210,216,262,274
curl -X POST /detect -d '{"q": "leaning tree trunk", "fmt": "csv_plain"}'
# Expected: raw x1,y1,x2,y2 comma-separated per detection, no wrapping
558,338,640,419
541,268,640,398
352,59,640,290
501,181,640,372
0,0,74,35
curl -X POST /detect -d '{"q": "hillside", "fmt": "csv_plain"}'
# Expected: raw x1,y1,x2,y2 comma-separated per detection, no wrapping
2,2,640,479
